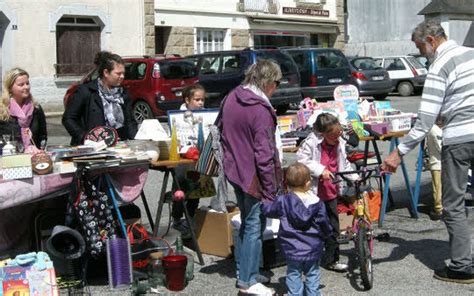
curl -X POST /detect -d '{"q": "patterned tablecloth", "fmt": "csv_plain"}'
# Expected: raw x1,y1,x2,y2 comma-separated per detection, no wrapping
0,164,149,253
0,164,149,210
0,173,74,210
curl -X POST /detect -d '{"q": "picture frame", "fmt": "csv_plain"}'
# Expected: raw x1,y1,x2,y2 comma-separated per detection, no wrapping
167,108,220,147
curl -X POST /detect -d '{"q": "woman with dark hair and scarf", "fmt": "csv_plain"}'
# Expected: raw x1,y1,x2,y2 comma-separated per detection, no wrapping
62,51,137,145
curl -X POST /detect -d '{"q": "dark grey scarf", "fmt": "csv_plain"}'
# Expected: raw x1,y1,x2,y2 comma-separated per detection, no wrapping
97,79,125,129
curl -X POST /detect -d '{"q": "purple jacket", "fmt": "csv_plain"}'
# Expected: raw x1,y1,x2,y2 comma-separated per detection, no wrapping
220,86,282,201
261,192,332,262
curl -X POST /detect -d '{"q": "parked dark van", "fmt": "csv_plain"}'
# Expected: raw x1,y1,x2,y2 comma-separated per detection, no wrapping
187,48,302,114
284,47,353,100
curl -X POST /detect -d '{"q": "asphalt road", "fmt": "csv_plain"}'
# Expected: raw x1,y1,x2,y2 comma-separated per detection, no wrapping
47,94,474,295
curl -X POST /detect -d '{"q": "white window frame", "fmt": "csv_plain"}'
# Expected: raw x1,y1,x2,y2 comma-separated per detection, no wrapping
194,28,230,54
297,0,326,4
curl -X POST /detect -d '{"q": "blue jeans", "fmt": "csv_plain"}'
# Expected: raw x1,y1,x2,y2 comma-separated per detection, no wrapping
232,183,266,289
286,260,321,296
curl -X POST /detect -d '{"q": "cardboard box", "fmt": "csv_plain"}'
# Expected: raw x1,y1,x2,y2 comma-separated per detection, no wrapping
194,207,240,257
339,212,353,231
0,154,32,180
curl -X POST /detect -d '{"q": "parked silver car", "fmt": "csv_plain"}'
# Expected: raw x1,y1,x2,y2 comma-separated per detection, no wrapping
374,56,427,97
348,56,393,100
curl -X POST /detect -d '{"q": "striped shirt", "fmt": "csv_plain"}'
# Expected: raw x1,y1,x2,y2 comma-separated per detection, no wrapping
398,40,474,155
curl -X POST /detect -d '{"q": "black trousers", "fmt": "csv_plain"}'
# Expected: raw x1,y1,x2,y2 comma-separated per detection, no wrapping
172,199,200,221
322,199,340,265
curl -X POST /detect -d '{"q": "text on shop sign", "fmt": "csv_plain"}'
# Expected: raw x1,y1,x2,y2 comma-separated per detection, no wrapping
283,7,329,17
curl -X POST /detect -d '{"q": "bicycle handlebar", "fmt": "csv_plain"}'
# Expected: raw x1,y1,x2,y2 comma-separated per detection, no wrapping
333,166,383,185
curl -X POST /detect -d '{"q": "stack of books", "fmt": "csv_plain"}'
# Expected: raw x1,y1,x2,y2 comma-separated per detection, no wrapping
281,137,299,150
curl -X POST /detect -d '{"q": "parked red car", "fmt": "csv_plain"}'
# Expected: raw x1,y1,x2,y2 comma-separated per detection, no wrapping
63,55,199,123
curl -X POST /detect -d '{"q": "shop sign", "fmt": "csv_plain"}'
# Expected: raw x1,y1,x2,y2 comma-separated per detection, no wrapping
282,7,329,17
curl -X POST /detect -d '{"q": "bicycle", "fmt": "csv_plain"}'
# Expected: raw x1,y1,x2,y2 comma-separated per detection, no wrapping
334,167,383,290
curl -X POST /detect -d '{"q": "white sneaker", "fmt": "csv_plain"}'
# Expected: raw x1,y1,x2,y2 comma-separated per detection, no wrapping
326,262,348,272
239,283,275,296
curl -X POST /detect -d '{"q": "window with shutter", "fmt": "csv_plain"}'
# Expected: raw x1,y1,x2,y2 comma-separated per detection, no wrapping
56,16,100,76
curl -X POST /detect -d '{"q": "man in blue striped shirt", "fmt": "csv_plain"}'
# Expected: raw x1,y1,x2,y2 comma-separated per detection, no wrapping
383,19,474,284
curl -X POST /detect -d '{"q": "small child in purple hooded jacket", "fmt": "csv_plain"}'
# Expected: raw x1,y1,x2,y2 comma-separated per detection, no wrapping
262,162,332,296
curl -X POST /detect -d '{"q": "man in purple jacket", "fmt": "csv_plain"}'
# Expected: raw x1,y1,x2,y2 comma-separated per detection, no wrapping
220,59,283,295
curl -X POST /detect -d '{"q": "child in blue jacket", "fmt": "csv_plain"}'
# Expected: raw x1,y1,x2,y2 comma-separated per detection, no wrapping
262,162,332,296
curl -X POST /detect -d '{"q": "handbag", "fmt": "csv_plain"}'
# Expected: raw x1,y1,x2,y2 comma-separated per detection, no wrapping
67,169,117,258
127,223,171,271
185,171,216,199
194,100,225,177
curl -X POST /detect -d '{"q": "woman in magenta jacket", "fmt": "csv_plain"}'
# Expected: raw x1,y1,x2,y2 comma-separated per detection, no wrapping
220,59,283,295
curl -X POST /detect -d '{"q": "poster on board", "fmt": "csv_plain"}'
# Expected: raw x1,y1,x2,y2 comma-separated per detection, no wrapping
167,109,219,147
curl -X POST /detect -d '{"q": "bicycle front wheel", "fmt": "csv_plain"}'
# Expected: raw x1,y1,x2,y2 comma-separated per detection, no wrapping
357,226,373,290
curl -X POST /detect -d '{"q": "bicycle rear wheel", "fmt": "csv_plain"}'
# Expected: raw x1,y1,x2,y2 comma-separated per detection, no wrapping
357,226,373,290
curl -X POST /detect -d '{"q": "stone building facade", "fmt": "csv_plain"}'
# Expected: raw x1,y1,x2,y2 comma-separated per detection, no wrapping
345,0,473,57
155,0,346,56
0,0,148,113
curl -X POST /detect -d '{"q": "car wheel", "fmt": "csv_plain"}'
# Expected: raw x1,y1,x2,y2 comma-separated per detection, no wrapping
276,104,289,115
133,101,153,124
373,93,388,100
397,82,414,97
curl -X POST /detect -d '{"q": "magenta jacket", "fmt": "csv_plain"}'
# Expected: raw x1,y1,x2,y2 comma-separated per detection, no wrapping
220,86,283,201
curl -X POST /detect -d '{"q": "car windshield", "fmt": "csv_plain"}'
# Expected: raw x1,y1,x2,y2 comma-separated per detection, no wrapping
406,56,425,69
351,58,380,70
159,60,198,79
256,50,298,75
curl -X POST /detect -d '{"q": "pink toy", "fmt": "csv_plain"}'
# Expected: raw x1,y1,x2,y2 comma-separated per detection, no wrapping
173,190,185,202
302,97,317,110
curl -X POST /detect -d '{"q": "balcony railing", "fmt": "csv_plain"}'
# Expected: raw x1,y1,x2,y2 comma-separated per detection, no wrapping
237,0,280,14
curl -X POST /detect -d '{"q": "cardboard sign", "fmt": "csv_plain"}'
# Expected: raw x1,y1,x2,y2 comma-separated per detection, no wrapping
333,84,359,101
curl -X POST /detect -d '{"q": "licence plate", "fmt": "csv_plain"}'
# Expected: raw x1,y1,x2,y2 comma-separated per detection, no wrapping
175,91,182,97
329,78,342,83
372,76,384,81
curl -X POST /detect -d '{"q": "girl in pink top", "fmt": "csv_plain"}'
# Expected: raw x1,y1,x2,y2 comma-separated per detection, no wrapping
297,113,357,272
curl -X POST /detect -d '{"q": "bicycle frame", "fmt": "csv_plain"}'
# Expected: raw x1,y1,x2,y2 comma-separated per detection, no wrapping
352,201,374,255
335,167,382,273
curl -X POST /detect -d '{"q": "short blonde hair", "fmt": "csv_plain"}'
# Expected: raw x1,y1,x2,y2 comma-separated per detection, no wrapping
0,67,33,121
286,162,311,189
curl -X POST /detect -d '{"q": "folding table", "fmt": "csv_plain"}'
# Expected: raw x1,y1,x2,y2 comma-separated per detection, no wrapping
148,159,204,265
